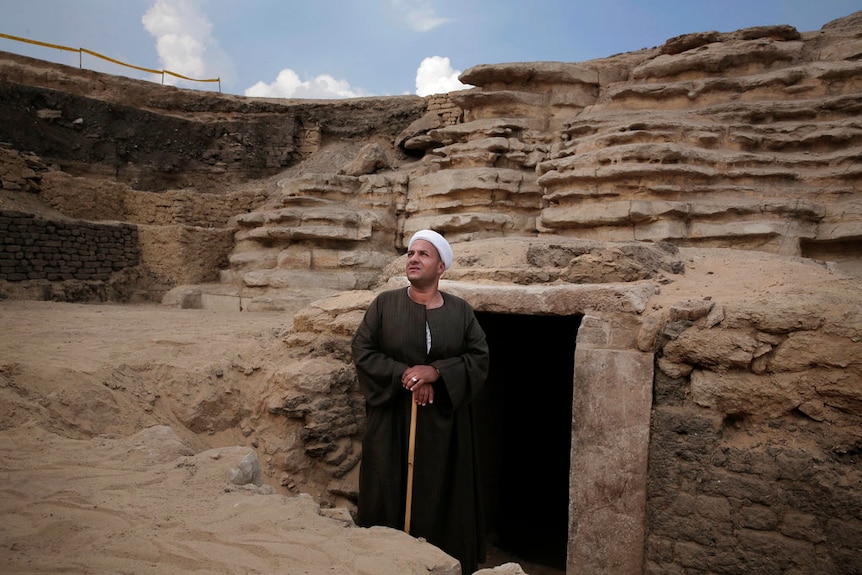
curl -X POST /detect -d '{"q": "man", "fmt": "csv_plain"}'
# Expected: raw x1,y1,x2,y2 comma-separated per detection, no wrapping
351,229,490,574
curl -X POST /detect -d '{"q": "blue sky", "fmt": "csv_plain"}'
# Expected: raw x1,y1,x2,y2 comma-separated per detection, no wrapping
1,0,859,98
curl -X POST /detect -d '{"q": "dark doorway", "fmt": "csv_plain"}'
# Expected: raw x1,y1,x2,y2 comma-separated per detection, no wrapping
474,312,581,572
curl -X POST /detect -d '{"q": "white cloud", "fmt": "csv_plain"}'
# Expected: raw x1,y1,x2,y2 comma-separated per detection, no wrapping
142,0,232,87
391,0,450,32
415,56,470,96
244,68,368,99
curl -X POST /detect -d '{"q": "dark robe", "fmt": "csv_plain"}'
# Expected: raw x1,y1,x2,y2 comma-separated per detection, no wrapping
351,287,490,574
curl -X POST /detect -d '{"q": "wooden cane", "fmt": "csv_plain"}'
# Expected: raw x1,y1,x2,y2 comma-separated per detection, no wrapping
404,398,418,534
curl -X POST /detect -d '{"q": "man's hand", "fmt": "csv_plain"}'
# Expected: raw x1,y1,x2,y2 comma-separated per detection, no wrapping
411,381,434,406
402,365,440,406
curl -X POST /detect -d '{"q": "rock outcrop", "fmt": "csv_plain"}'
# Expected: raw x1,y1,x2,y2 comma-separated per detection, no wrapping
175,12,860,308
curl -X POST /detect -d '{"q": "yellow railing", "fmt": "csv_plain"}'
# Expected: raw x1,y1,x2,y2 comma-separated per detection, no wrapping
0,32,221,92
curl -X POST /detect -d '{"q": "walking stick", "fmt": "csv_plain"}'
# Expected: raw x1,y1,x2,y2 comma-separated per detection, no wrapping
404,398,418,534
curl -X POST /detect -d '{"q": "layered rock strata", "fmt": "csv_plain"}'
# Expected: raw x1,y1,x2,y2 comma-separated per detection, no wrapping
216,13,861,305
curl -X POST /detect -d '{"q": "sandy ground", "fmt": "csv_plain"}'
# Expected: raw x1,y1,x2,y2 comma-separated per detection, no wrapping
0,302,475,575
0,248,853,575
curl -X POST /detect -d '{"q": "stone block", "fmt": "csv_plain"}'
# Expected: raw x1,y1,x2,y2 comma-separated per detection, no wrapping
200,293,241,312
576,313,642,349
568,345,653,574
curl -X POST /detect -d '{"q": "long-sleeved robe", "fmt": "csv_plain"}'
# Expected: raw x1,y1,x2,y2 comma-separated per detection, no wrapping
351,287,490,574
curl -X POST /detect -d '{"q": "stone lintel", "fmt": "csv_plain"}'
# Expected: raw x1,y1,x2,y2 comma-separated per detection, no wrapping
433,280,655,316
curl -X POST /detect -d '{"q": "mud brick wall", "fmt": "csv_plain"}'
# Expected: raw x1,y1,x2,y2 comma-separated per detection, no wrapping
0,210,139,281
646,362,862,573
424,94,461,125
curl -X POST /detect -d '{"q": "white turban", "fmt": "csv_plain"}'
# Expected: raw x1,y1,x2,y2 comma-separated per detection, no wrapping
408,229,453,271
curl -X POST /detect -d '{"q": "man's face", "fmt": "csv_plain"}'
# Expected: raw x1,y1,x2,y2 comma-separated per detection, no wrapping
406,239,444,285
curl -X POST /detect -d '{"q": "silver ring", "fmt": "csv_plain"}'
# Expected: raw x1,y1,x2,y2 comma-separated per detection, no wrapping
411,377,418,383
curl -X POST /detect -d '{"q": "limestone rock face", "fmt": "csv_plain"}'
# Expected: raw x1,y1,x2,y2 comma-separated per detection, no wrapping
482,24,860,269
211,11,861,301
